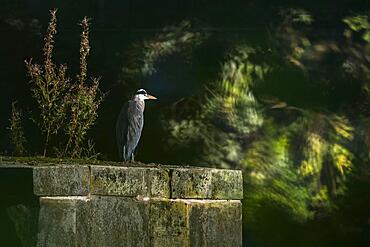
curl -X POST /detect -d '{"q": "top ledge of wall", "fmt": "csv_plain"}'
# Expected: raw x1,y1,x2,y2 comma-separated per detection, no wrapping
0,158,243,200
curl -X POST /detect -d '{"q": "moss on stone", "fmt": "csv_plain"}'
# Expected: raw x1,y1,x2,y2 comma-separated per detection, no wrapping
0,155,162,168
188,200,242,246
34,166,90,196
171,168,243,199
90,166,170,197
150,199,190,247
2,157,243,246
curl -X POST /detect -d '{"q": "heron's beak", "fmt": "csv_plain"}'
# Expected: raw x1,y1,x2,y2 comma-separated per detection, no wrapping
146,95,157,100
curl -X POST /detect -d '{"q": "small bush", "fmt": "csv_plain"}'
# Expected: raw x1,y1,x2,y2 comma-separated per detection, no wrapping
25,10,103,158
25,9,70,156
8,102,27,156
63,17,103,158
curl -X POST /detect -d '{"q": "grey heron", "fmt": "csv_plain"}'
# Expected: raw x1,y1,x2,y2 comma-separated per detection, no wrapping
116,89,157,161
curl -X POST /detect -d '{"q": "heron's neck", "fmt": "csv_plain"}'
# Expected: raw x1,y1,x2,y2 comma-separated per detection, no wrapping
135,99,145,110
134,94,147,101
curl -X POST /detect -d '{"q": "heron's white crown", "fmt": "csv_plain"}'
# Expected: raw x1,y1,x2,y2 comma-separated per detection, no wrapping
136,89,147,95
134,88,157,101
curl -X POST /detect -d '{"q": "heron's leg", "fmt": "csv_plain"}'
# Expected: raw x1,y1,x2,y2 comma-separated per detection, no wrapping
131,153,135,161
123,146,126,161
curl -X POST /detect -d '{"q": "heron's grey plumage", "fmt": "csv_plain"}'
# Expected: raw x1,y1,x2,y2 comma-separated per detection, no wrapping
116,89,156,161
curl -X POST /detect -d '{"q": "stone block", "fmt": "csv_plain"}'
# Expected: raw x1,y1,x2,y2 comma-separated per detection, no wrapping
91,166,170,197
33,166,90,196
150,199,189,247
37,197,85,247
37,196,151,247
211,169,243,199
171,168,243,199
85,196,150,247
188,200,242,247
149,168,171,198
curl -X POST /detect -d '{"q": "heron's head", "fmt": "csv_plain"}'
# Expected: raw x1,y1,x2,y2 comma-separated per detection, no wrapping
134,89,157,101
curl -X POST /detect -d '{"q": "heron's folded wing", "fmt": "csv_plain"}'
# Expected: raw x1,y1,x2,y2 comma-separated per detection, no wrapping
116,101,129,160
126,100,144,158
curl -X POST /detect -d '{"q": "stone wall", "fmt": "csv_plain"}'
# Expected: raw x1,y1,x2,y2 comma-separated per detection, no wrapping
2,162,243,246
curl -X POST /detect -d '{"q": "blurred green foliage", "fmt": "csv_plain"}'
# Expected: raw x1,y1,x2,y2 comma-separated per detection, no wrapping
130,8,370,247
123,20,207,78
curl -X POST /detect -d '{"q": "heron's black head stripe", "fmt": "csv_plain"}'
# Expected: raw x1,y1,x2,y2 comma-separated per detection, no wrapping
136,89,147,95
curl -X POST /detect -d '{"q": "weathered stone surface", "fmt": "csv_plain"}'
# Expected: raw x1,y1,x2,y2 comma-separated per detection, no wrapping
149,168,171,198
83,196,150,247
189,200,242,247
171,168,243,199
91,166,146,196
37,196,151,247
75,198,93,247
211,169,243,199
91,166,170,197
33,166,90,196
33,164,242,199
171,168,212,199
37,197,243,247
149,199,243,247
4,162,243,246
37,197,83,247
150,199,189,247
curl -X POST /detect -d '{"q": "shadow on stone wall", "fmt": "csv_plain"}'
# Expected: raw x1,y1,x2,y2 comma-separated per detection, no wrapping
0,166,39,246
